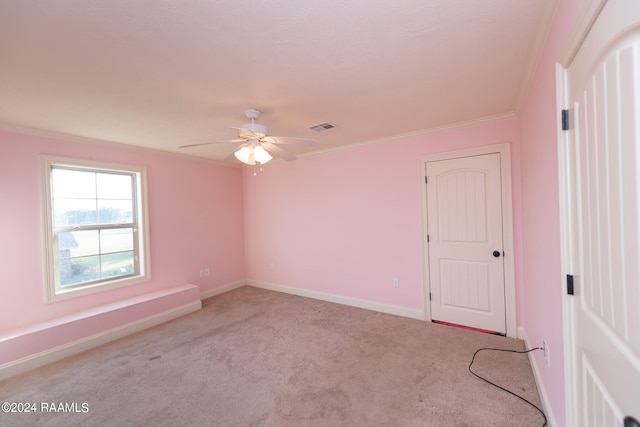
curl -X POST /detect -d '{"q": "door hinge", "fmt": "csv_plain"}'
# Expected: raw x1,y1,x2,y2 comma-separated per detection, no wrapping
562,109,570,131
426,234,430,242
566,274,574,295
425,176,428,184
429,292,432,301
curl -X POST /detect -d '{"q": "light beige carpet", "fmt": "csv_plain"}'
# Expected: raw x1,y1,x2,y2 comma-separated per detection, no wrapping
0,286,545,426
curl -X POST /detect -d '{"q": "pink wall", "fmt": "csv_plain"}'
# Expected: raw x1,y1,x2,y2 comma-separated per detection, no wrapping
519,0,584,425
243,118,524,318
0,130,245,334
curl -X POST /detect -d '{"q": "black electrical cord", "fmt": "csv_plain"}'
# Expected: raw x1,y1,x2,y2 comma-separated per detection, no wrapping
468,347,548,427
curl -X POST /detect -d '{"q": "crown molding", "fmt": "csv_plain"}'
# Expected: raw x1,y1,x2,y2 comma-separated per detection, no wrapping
515,0,561,114
0,122,238,168
300,112,518,158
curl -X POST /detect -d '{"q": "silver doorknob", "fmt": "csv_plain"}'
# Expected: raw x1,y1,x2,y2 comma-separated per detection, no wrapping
625,416,639,427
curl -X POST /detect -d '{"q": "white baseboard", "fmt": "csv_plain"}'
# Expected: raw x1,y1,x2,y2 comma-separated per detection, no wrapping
518,327,557,427
200,279,246,300
0,300,201,381
247,280,424,320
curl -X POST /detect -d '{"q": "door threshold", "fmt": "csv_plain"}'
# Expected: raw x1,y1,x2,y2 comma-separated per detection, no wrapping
432,320,505,336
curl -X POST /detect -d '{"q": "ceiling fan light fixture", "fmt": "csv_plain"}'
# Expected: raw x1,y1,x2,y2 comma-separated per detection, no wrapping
253,145,273,164
234,146,254,164
234,144,273,165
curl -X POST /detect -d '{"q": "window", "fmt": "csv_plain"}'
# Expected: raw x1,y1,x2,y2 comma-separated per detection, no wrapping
41,156,150,302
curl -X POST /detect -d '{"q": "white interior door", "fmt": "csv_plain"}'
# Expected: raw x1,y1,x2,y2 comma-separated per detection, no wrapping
562,0,640,425
426,153,506,334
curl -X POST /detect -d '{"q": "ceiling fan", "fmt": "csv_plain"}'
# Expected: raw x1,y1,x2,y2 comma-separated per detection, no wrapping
179,108,319,165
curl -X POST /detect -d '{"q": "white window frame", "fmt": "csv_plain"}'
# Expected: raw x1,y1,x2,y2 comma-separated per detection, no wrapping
40,155,151,302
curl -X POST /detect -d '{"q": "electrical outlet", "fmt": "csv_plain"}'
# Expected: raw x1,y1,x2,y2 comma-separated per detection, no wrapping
393,278,399,288
543,340,550,367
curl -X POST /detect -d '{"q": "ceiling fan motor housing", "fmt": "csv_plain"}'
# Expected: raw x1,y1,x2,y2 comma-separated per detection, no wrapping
239,108,267,138
240,123,267,138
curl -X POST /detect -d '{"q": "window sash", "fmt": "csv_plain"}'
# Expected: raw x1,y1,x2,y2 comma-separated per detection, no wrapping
53,224,140,289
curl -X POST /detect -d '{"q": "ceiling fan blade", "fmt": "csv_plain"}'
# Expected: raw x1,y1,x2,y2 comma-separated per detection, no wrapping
261,141,297,162
224,151,239,162
266,136,319,146
178,139,244,148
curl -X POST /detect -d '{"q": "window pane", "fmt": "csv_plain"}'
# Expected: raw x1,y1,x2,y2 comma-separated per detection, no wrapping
97,173,132,199
53,198,97,227
52,169,96,199
97,200,134,224
101,251,135,279
58,233,76,259
100,228,133,254
60,255,100,287
59,230,99,258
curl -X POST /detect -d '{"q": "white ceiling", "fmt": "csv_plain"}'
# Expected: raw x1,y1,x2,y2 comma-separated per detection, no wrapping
0,0,557,162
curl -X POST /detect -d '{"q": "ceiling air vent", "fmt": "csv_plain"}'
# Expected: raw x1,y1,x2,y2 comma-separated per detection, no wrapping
309,122,336,132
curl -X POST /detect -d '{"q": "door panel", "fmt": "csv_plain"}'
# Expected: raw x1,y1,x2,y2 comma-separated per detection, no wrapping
436,169,488,243
426,153,505,333
565,0,640,424
440,260,491,312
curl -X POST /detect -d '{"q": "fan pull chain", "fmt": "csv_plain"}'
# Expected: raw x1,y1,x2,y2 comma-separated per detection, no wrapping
252,164,264,176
